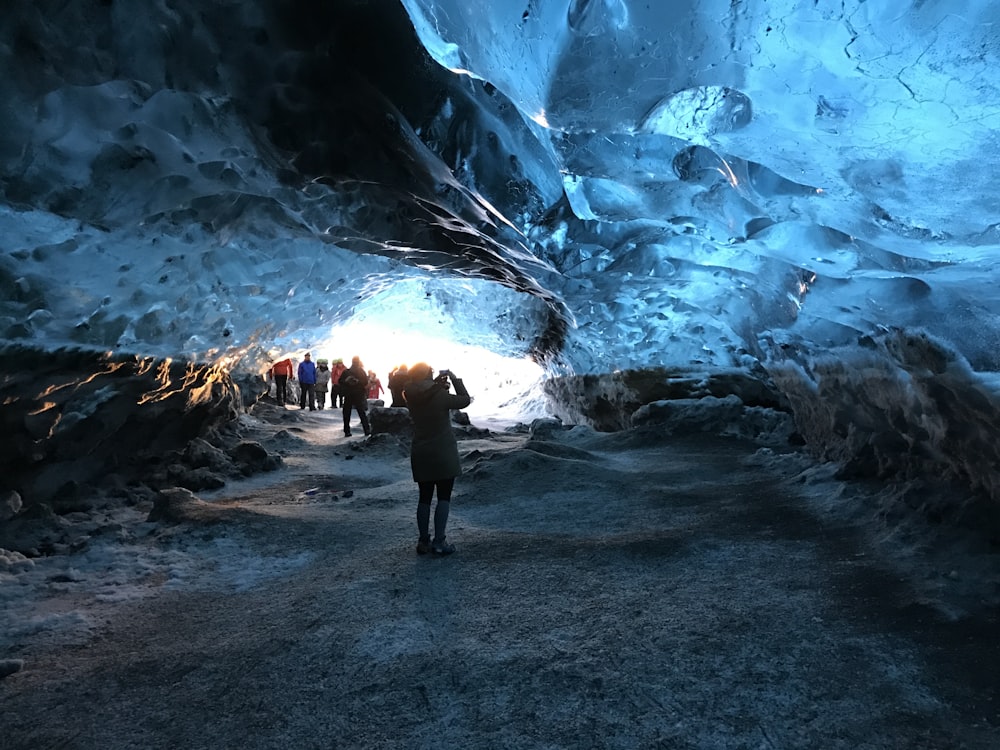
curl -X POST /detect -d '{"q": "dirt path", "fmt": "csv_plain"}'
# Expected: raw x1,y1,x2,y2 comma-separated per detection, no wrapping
3,407,999,749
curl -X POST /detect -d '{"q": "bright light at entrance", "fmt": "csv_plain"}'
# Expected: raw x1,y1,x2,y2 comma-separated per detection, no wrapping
316,320,547,424
276,276,555,425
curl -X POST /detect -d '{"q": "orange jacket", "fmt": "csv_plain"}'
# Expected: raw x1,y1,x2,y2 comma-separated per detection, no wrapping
272,359,294,378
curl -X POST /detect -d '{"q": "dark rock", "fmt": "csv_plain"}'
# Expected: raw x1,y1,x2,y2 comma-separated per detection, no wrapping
631,395,745,432
231,371,268,410
528,418,566,440
0,507,68,556
228,440,281,472
370,406,413,436
0,659,24,679
184,438,233,472
0,490,22,522
166,465,226,492
147,487,225,523
24,408,59,441
0,344,242,512
631,395,795,446
542,366,788,431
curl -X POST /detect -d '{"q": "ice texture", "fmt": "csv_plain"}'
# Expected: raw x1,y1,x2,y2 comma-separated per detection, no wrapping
2,0,1000,497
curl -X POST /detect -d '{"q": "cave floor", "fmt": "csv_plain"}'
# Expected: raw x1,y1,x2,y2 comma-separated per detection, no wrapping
2,405,999,749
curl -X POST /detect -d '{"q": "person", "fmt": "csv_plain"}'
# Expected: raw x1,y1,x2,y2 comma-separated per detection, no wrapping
271,357,294,406
330,358,347,408
403,363,471,556
367,370,384,401
314,358,331,410
339,355,370,437
297,352,317,411
387,364,409,407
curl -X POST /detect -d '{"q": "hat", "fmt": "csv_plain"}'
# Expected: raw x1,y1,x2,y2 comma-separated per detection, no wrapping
317,358,329,365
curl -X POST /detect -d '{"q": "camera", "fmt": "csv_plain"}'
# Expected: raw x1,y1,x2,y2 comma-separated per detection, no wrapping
437,369,451,377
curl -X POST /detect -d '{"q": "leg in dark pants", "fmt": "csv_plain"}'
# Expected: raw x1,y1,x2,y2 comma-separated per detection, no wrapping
299,383,316,410
275,375,287,406
342,393,370,435
416,482,433,545
416,478,455,555
356,399,371,435
342,396,354,435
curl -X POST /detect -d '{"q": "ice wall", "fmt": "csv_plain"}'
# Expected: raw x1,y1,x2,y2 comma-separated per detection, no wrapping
401,0,1000,368
0,0,567,367
2,0,1000,501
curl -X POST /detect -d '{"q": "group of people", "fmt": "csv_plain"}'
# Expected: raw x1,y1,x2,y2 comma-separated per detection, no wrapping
269,355,384,412
269,354,472,557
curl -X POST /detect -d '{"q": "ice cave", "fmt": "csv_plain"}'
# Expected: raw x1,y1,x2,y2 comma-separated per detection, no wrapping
5,2,1000,747
2,0,1000,516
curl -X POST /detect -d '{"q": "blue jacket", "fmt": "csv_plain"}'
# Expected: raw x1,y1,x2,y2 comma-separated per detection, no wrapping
298,360,317,385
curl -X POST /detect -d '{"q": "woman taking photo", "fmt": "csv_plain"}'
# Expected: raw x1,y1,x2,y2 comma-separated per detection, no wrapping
403,363,471,556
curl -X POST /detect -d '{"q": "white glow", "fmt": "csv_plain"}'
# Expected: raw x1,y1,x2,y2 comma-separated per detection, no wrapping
531,109,551,128
317,320,546,424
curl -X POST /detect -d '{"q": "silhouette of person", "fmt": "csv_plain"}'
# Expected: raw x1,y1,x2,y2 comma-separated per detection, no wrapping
339,355,371,437
297,352,317,411
315,358,331,409
388,364,408,407
330,358,347,408
367,370,384,400
271,357,294,406
403,363,471,555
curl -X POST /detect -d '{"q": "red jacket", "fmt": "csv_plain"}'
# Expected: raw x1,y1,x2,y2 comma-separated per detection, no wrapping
330,362,347,384
272,359,294,378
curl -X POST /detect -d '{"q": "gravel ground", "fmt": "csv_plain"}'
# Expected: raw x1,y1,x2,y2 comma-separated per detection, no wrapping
3,406,999,749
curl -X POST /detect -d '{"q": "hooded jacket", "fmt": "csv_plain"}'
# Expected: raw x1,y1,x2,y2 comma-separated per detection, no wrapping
315,365,331,391
404,375,471,482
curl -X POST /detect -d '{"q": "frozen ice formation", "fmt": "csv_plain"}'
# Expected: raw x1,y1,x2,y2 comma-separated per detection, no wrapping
2,0,1000,499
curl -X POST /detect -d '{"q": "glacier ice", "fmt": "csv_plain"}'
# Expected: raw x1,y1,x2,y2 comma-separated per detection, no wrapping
2,0,1000,503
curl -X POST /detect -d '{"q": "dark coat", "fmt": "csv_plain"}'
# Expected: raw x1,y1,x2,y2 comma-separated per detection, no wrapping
338,363,368,398
387,369,408,407
404,376,471,482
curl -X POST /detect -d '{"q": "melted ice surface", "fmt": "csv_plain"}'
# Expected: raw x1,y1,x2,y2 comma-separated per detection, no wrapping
1,0,998,380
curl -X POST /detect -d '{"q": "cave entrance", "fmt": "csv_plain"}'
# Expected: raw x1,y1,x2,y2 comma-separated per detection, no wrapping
318,321,546,426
